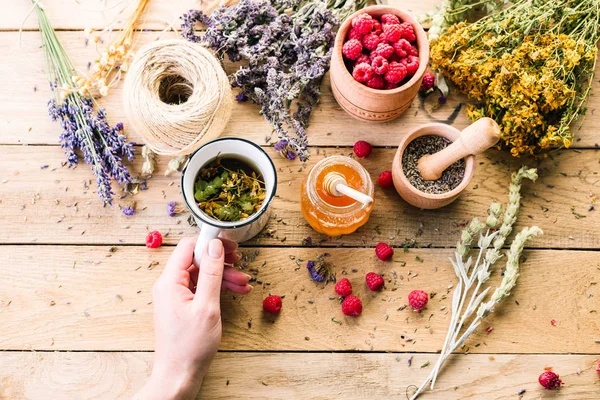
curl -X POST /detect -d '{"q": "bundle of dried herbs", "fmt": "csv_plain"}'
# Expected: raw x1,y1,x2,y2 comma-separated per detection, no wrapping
410,166,542,399
33,1,134,205
194,158,266,222
181,0,367,161
430,0,600,157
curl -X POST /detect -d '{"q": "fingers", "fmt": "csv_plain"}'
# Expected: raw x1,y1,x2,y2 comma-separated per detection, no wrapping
221,280,253,294
161,236,197,281
220,237,238,254
193,239,225,310
223,265,251,286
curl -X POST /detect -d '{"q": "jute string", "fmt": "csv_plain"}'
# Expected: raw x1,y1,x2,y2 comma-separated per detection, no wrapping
123,40,233,156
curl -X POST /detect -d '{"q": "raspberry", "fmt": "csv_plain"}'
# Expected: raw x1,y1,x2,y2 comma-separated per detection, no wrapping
421,71,435,91
263,295,282,314
342,39,363,60
353,140,372,158
408,290,429,312
381,14,400,26
354,54,370,67
401,55,420,77
145,230,163,248
372,20,382,35
371,56,388,75
382,24,402,43
352,63,373,83
375,242,394,261
399,22,416,42
347,28,364,42
392,39,411,58
335,278,353,297
361,33,380,51
384,81,398,90
365,272,384,291
351,13,374,34
341,295,362,316
539,371,562,390
366,74,385,90
384,62,407,84
408,45,419,56
377,170,394,188
374,42,394,59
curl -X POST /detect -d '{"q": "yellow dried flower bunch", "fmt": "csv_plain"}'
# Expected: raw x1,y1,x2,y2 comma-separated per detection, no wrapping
431,0,600,157
76,0,149,97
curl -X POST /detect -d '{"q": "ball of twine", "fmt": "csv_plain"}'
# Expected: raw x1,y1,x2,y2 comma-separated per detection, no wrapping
123,40,233,156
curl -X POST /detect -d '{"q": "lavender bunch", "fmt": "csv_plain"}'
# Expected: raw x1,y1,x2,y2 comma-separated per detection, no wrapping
34,1,134,205
181,0,338,161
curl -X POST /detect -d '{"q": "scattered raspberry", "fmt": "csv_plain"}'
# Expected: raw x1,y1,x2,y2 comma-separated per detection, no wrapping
382,24,402,43
145,230,163,248
538,371,562,390
335,278,353,297
365,272,384,291
399,22,416,42
352,63,373,83
347,28,364,41
361,33,380,51
375,242,394,261
550,319,557,326
263,295,282,314
384,81,398,90
352,13,374,34
384,61,407,84
371,56,388,75
341,295,363,316
596,361,600,375
366,75,385,90
401,55,420,77
353,140,372,158
421,70,435,91
342,39,363,60
392,39,411,58
408,290,428,312
381,13,400,26
377,170,394,188
374,42,394,59
372,20,382,35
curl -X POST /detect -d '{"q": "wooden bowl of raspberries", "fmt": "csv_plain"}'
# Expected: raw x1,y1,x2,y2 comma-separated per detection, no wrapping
329,5,429,122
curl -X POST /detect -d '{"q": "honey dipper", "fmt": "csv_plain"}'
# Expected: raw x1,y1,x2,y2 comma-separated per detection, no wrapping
417,117,501,181
323,172,374,206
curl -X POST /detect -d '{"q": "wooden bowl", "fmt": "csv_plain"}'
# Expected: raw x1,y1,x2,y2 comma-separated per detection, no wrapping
329,5,429,122
391,123,476,209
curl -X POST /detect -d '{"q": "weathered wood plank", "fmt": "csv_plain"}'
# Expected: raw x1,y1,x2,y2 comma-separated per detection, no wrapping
1,351,598,399
1,145,599,248
2,31,599,148
4,0,440,30
1,245,600,353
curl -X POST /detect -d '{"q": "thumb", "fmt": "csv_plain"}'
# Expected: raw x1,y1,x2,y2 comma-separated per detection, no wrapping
193,239,225,310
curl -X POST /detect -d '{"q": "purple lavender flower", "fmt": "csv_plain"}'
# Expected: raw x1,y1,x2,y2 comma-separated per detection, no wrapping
273,140,288,152
235,92,248,102
168,201,176,217
122,206,135,216
286,151,297,161
306,261,325,282
306,256,333,282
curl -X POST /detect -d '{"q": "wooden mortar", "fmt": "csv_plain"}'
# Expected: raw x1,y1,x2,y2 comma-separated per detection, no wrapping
391,123,480,209
329,5,429,122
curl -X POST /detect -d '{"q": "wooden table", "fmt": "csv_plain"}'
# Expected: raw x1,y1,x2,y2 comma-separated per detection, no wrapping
1,1,600,398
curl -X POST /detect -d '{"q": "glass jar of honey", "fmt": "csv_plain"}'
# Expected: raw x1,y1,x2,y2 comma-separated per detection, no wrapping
301,156,374,236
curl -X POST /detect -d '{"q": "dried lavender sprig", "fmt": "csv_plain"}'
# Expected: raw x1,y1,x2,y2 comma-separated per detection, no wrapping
34,2,134,205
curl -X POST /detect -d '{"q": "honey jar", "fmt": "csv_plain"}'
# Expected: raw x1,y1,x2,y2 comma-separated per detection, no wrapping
301,156,374,236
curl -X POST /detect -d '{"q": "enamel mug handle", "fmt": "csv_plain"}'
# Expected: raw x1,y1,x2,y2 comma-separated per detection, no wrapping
193,224,221,268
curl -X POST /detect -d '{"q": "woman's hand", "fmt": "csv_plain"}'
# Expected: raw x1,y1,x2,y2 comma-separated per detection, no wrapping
134,236,252,400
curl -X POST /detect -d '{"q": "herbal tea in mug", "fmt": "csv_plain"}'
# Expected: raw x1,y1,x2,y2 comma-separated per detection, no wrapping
193,157,266,222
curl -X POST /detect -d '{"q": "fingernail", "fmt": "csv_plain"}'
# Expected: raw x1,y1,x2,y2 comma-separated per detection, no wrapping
208,239,223,259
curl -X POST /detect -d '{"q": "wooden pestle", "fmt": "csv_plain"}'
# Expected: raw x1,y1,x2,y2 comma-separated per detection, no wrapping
323,172,373,206
417,117,501,181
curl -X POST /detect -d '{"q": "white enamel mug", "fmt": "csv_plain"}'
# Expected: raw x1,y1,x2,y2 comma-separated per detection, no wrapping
181,138,277,267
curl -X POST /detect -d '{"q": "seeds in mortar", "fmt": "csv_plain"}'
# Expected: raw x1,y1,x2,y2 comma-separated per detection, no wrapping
402,135,465,194
194,157,265,222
